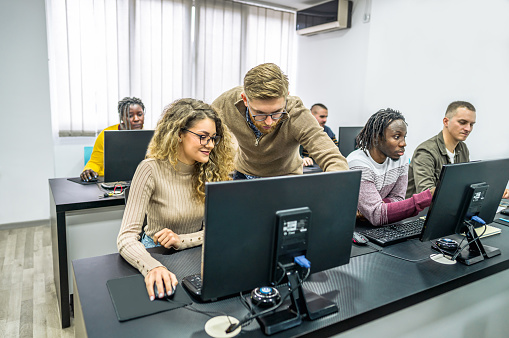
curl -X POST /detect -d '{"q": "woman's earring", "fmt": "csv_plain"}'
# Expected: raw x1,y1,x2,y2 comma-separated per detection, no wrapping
179,138,182,143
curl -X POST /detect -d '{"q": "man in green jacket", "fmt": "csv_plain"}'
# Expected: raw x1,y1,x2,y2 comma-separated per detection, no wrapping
406,101,475,198
212,63,348,179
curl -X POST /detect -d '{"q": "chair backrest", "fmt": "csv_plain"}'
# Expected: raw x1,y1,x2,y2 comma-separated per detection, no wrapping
84,146,94,166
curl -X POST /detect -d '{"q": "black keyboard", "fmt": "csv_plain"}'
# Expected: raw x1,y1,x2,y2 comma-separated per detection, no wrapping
182,274,202,296
359,218,425,246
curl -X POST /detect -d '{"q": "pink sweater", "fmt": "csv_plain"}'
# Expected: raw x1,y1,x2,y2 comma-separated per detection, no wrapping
347,149,432,226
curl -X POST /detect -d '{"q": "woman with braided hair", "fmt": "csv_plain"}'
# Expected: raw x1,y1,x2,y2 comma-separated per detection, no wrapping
80,97,146,181
347,108,434,226
117,98,234,301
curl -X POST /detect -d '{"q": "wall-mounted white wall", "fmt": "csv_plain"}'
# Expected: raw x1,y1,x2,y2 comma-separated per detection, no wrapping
295,0,371,129
0,0,55,225
295,0,509,161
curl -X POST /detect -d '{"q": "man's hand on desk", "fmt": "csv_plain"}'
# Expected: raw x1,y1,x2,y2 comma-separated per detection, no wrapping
503,189,509,200
145,266,177,301
302,157,314,167
80,169,98,182
153,228,182,249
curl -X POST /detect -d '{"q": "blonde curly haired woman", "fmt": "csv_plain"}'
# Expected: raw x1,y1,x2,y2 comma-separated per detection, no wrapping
117,98,234,301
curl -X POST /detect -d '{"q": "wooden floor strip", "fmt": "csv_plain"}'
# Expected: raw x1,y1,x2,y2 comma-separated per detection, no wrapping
0,224,75,337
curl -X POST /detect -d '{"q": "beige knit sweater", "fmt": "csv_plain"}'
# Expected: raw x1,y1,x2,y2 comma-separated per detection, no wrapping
117,158,204,276
212,86,349,177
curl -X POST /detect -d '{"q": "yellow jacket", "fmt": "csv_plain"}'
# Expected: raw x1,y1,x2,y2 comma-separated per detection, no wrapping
83,124,120,176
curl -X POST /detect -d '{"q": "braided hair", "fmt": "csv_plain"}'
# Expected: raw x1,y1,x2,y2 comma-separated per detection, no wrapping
118,97,145,129
356,108,406,153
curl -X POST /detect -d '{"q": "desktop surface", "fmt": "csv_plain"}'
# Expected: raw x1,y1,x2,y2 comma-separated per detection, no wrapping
302,164,322,174
49,178,124,212
73,221,509,337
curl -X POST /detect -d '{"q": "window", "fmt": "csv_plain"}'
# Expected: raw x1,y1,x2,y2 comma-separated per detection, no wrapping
46,0,295,136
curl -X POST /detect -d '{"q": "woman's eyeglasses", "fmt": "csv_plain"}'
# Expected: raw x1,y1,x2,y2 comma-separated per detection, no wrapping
181,128,221,145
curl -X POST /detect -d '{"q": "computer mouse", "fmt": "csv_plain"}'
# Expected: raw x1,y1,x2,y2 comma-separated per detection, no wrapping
352,232,368,245
154,282,175,299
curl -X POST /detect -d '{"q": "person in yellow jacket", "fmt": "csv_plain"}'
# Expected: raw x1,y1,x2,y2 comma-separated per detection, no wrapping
80,97,146,181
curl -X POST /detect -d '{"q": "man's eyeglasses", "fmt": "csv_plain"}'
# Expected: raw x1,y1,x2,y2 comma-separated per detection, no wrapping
248,100,288,122
181,128,221,146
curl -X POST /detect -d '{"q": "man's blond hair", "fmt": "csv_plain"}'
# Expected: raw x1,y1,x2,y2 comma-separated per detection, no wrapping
243,63,289,100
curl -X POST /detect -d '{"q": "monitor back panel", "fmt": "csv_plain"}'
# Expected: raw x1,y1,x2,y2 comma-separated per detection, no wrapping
104,130,154,182
421,158,509,241
200,170,361,301
338,127,362,157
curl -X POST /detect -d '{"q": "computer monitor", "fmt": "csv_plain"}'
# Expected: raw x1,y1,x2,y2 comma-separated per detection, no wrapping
198,170,360,333
104,130,154,182
420,158,509,264
338,126,362,157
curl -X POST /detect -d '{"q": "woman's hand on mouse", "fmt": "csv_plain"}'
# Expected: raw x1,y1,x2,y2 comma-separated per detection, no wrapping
80,169,98,182
153,228,181,249
145,266,177,300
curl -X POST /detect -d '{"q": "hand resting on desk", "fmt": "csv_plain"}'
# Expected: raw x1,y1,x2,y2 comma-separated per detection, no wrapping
153,228,182,249
302,157,314,167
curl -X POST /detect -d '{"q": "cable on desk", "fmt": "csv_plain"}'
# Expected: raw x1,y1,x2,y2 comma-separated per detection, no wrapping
183,304,234,323
226,265,311,333
98,183,125,198
451,219,487,261
372,243,430,263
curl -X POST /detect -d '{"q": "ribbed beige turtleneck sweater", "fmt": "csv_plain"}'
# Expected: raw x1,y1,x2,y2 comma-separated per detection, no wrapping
117,158,204,276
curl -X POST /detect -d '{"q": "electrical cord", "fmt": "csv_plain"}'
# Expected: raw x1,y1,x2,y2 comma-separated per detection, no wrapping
451,219,487,261
378,249,431,262
98,184,125,198
159,291,234,324
367,242,430,263
226,265,311,333
184,304,234,323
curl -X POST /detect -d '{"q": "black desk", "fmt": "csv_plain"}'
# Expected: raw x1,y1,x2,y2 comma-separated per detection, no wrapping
49,178,125,328
73,224,509,337
302,164,322,174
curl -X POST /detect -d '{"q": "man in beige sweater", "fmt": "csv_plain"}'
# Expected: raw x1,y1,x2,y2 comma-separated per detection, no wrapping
212,63,348,179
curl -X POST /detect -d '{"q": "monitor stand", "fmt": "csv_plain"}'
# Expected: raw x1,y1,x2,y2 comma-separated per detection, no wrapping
456,223,501,265
256,270,338,335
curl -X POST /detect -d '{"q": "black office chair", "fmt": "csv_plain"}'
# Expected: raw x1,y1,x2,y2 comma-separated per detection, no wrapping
124,186,147,241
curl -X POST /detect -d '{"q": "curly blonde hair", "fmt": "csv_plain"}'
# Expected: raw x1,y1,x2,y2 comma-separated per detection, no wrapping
146,98,234,202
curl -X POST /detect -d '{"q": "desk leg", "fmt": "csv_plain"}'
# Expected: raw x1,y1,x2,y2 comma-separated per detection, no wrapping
51,193,71,328
73,266,87,337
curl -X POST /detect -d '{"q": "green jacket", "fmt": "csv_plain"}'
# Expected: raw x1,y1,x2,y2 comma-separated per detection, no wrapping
406,131,469,198
212,86,348,177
